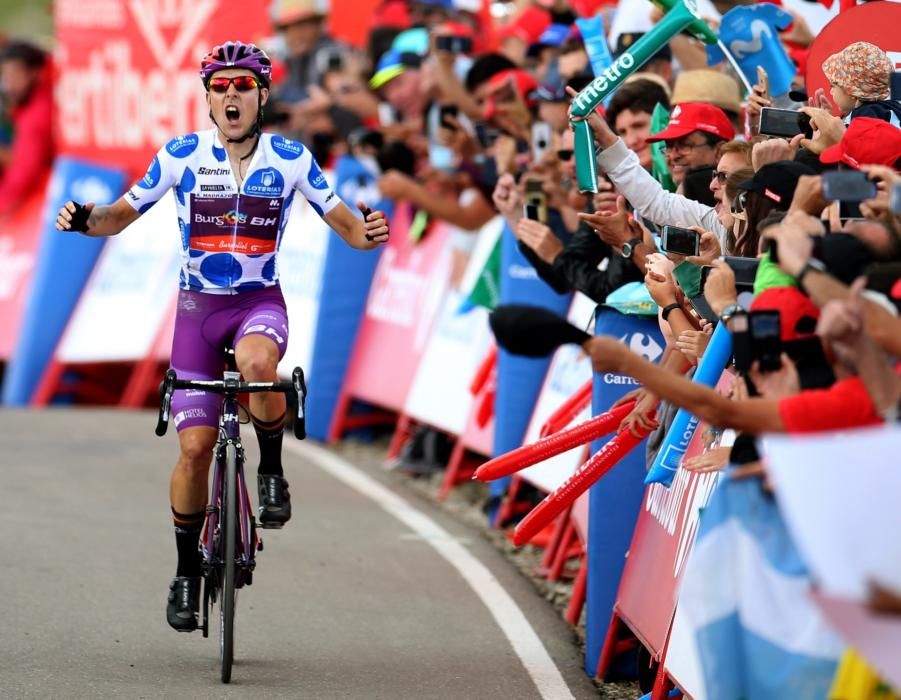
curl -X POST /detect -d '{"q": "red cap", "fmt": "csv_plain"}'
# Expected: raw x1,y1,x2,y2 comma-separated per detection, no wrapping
646,102,735,143
750,287,821,342
820,117,901,170
496,6,552,44
482,69,539,120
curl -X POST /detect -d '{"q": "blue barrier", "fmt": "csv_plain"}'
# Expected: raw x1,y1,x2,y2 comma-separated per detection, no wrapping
585,307,664,675
304,155,389,440
645,321,733,487
491,225,571,520
2,157,126,405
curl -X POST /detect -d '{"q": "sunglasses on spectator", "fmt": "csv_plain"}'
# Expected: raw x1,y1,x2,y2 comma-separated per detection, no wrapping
662,139,711,154
711,170,728,184
208,75,260,93
556,149,574,162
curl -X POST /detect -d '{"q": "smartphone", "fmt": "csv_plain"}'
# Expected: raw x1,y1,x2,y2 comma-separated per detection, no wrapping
439,104,459,130
661,225,700,257
759,107,813,139
435,35,473,54
317,49,343,74
524,178,547,224
823,170,878,202
891,183,901,214
531,121,553,163
749,310,782,372
724,256,759,291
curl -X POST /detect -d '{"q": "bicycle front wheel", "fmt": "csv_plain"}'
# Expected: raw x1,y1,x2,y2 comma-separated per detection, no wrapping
219,442,238,683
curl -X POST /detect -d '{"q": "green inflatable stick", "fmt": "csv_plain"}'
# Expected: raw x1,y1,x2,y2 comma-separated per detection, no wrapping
650,102,676,192
571,0,719,193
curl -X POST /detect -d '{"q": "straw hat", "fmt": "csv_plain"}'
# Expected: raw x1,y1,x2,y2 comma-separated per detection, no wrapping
672,69,742,115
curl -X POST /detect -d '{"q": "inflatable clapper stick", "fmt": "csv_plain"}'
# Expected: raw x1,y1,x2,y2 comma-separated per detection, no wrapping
570,0,719,193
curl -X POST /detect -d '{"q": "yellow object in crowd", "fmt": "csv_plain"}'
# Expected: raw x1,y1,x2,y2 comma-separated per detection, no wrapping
830,650,899,700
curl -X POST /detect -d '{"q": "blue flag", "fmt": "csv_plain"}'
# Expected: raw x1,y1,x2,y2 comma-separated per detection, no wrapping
575,16,614,105
707,3,796,98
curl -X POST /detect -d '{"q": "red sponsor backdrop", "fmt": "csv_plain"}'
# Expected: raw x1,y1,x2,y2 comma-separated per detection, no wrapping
805,1,901,110
55,0,273,177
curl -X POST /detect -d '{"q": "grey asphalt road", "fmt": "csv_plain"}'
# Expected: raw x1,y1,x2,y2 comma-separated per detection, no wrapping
0,409,600,700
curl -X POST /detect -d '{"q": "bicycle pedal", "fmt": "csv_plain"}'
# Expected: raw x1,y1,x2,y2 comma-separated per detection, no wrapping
259,521,284,530
257,539,264,551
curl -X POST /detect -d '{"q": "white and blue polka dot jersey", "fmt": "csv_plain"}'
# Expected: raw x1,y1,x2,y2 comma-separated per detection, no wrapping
125,129,340,294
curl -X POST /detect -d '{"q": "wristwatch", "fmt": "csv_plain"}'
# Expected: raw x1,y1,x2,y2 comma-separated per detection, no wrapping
797,257,828,291
719,303,744,324
620,236,643,260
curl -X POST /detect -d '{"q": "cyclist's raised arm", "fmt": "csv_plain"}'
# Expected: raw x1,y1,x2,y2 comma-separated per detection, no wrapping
323,200,389,250
56,196,140,237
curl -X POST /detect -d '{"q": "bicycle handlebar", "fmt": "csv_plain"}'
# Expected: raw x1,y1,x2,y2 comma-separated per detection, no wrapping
155,367,307,440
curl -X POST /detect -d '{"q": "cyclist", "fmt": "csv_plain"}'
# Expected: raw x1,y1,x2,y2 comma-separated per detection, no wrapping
55,41,389,632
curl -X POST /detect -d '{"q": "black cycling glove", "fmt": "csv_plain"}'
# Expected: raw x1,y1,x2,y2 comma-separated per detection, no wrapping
68,202,91,232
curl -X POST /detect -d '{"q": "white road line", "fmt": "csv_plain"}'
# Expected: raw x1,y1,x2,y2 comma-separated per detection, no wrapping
285,440,576,700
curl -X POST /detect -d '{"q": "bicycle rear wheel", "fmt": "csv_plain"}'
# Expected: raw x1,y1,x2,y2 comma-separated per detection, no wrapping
219,442,238,683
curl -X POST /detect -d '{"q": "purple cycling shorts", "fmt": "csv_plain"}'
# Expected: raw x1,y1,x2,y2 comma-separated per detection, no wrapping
170,286,289,432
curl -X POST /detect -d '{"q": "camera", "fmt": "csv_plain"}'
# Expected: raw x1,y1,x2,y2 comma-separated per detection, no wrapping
749,310,782,372
822,170,877,202
523,178,547,223
759,107,813,140
435,35,473,54
661,225,700,257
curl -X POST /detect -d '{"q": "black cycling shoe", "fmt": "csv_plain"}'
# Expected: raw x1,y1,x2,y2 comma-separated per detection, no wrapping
258,474,291,529
167,576,200,632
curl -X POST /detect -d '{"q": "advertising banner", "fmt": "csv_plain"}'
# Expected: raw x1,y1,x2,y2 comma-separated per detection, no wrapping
55,192,182,363
331,204,453,436
2,157,125,405
585,307,664,675
491,226,572,505
54,0,271,176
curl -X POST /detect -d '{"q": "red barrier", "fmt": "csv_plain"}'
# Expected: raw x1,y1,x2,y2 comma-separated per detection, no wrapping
0,175,48,360
475,401,635,482
513,422,650,546
540,379,594,438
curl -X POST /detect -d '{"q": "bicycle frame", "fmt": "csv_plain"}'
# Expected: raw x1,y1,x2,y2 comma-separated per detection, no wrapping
201,371,259,587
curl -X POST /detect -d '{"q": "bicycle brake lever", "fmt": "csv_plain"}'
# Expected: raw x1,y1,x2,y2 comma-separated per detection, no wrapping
292,367,307,440
155,369,177,436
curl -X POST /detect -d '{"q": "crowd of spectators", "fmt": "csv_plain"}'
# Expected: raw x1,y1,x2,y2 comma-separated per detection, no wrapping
251,0,901,693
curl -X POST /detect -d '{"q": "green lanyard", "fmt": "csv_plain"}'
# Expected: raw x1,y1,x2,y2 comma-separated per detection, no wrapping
571,0,719,193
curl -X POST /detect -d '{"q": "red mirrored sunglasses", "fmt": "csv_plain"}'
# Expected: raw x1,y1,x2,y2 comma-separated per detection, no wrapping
208,75,260,93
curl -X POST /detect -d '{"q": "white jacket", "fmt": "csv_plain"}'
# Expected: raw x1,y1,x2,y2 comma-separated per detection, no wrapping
596,138,728,248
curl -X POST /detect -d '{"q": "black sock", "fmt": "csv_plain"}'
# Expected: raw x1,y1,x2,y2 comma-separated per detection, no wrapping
172,508,204,578
253,412,285,477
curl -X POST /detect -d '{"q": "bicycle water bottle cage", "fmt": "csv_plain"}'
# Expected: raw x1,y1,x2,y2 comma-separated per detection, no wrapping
69,202,91,232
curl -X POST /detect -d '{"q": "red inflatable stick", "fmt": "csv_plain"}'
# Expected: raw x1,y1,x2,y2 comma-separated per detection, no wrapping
539,379,594,438
512,419,652,546
474,401,635,482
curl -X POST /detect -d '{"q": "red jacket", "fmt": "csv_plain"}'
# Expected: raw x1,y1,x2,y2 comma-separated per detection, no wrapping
0,67,54,216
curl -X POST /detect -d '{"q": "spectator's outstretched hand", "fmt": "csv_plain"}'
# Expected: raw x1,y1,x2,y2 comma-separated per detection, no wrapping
703,259,738,317
686,227,721,266
578,195,635,250
492,173,522,219
516,218,563,264
799,107,845,154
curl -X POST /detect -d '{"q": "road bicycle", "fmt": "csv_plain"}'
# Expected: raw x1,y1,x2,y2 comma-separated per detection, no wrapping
155,364,306,683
